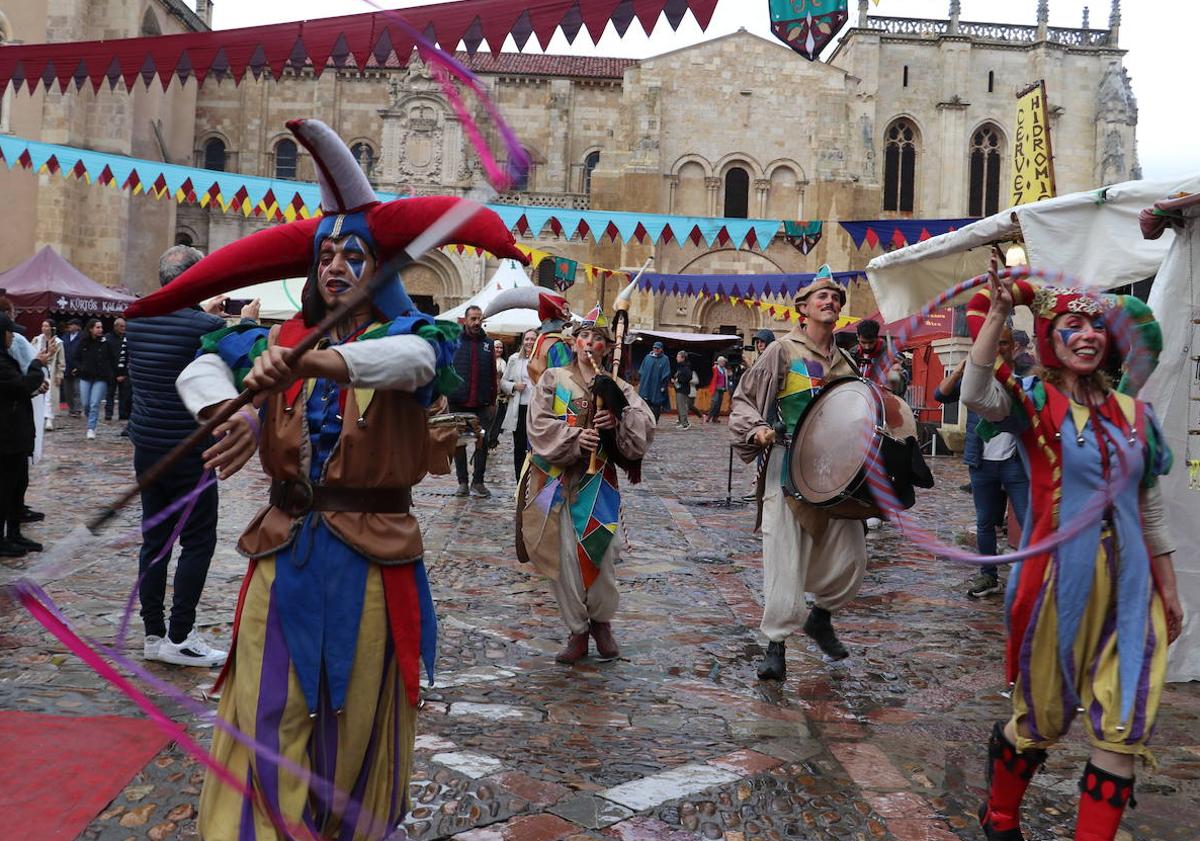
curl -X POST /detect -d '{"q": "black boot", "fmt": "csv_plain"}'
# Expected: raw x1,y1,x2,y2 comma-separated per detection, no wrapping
803,607,849,660
757,640,786,680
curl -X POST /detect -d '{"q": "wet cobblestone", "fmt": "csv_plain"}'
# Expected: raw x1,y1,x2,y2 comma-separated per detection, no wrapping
1,413,1197,840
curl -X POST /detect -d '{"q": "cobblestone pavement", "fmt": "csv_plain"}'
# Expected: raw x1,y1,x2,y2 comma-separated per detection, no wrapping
3,413,1198,841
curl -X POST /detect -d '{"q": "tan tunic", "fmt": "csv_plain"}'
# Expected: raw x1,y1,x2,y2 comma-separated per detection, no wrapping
520,363,655,581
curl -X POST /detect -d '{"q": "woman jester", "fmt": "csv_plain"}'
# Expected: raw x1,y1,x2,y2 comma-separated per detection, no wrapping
961,253,1183,841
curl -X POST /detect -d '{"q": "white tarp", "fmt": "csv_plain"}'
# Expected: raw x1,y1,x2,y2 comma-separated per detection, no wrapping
227,277,304,322
866,175,1200,322
1142,205,1200,683
441,260,539,334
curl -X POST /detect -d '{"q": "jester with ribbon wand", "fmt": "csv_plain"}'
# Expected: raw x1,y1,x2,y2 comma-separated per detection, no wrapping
123,118,527,840
961,254,1182,841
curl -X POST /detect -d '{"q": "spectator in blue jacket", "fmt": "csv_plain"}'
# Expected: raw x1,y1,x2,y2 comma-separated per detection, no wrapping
449,305,497,498
126,245,257,668
934,329,1029,601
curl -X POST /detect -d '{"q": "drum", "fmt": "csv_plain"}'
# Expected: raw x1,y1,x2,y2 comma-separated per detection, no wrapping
783,378,929,519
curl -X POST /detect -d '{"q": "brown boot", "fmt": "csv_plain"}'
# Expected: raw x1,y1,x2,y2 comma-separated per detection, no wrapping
555,631,589,664
589,621,620,661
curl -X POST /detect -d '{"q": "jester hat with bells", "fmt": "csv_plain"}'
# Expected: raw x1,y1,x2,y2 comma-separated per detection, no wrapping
964,271,1162,394
125,119,527,322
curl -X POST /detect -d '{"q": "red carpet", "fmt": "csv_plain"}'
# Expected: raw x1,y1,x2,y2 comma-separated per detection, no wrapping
0,711,172,840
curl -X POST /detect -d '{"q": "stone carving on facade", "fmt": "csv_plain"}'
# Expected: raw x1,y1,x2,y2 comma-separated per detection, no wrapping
379,54,465,191
1096,61,1138,126
859,115,875,179
1098,127,1127,184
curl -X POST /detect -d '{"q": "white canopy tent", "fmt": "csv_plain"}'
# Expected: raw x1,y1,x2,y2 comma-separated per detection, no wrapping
1142,198,1200,683
227,277,304,322
441,260,540,334
866,175,1200,322
868,176,1200,683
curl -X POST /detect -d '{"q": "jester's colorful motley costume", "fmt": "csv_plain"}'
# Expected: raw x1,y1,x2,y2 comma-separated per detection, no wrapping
729,275,867,675
519,320,654,663
126,119,526,841
962,281,1175,841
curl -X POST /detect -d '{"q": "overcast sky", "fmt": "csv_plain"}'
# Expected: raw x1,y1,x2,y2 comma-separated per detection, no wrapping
207,0,1197,183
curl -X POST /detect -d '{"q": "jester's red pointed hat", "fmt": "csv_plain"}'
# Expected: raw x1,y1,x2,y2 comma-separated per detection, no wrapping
125,119,527,321
964,271,1161,382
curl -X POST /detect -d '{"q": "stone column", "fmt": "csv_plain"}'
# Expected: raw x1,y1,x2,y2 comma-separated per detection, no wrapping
705,177,721,217
858,0,870,27
667,175,679,214
754,179,770,218
1108,0,1121,44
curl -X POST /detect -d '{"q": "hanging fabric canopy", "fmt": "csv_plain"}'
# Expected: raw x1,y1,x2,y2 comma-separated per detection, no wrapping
0,0,719,94
0,245,135,317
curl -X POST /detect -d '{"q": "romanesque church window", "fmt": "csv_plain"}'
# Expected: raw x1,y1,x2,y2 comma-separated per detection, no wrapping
724,166,750,218
583,150,601,195
883,119,917,213
202,138,226,172
968,124,1002,217
274,139,298,180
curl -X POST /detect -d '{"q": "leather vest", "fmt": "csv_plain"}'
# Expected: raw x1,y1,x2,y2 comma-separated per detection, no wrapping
237,382,432,565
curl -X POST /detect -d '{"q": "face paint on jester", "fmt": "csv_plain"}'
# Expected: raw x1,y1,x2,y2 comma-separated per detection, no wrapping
316,234,377,309
1050,311,1109,376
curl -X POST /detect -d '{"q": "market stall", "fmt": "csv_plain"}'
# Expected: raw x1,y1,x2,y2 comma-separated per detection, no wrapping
0,246,136,334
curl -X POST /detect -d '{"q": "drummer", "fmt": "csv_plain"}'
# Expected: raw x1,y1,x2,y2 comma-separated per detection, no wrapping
730,266,868,680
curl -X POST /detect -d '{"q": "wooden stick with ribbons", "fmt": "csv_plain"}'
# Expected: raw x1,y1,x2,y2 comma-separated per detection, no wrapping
86,196,491,535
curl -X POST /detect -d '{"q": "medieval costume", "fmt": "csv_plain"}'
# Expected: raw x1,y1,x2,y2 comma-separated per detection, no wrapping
485,285,574,384
519,308,654,664
729,269,868,678
125,119,525,841
963,277,1178,841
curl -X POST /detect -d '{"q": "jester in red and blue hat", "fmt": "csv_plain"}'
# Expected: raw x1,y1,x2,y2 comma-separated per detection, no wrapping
126,118,527,840
961,262,1180,841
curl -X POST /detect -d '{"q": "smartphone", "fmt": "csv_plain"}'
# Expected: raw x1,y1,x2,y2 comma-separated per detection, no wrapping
224,298,251,316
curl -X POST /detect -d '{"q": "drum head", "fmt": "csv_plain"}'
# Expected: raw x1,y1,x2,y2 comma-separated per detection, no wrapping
788,379,881,505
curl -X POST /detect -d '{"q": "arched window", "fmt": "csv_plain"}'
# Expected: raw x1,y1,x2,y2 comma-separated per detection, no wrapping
883,119,918,213
175,231,194,247
987,70,995,93
274,139,298,180
723,166,750,218
202,138,226,172
350,142,375,178
583,150,601,195
969,124,1003,216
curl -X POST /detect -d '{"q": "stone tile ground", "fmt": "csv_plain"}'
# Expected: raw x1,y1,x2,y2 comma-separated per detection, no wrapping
2,413,1197,840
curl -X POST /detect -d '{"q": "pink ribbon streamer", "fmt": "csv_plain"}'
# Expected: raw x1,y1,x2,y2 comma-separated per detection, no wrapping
857,266,1149,566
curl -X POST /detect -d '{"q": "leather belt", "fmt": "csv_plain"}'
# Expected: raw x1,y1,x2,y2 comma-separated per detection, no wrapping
269,479,412,517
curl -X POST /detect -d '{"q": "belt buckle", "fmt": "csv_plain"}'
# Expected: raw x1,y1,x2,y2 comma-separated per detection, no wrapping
280,478,315,517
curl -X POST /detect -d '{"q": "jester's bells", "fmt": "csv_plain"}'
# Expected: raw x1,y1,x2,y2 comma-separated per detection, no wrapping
769,0,850,61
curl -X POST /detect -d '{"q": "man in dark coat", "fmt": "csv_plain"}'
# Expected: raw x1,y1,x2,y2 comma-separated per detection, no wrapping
449,305,497,497
125,245,253,667
0,316,47,557
60,318,84,416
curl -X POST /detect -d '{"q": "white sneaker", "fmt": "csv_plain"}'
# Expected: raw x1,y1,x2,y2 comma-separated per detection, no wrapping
153,630,228,668
143,635,163,660
44,418,53,431
866,517,883,530
86,429,96,440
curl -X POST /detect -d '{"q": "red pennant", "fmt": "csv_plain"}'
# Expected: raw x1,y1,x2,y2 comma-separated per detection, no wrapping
918,227,932,242
581,0,623,44
891,228,907,249
864,228,880,249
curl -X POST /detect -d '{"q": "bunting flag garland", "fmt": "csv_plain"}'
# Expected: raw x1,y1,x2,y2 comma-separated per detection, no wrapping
515,245,627,287
0,0,720,95
839,218,976,250
714,292,861,328
783,220,823,254
769,0,850,61
552,256,579,291
0,132,976,255
637,270,865,299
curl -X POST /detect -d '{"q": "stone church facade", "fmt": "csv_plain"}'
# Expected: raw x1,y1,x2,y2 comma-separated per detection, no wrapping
1,1,1138,335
